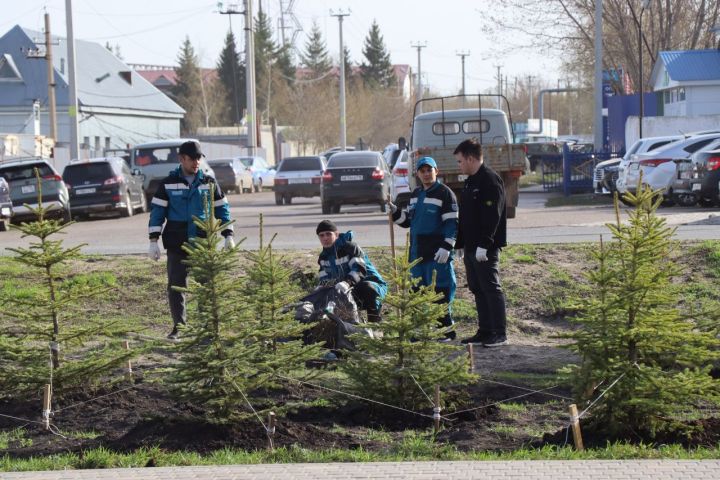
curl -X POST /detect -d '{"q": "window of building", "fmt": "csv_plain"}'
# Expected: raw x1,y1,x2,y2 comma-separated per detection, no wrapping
678,88,686,101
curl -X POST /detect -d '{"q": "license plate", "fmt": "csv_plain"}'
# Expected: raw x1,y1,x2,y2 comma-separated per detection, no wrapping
692,183,701,191
340,175,363,181
76,188,96,195
289,178,311,184
21,185,35,194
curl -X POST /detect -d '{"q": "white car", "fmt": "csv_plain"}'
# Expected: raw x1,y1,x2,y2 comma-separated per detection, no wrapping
237,156,275,192
383,144,411,208
614,135,684,195
620,134,720,202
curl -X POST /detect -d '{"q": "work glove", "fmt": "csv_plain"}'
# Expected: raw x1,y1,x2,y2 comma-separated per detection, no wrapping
335,281,351,295
148,241,161,261
224,236,236,250
433,247,450,264
386,199,397,213
475,247,488,262
454,248,464,260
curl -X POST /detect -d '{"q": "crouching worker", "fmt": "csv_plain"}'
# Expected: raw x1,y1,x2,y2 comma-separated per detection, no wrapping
315,220,387,323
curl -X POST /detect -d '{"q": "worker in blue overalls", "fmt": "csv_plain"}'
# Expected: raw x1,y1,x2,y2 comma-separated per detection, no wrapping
388,157,458,340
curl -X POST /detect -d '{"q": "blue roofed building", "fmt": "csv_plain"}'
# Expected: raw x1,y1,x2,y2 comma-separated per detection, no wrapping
0,25,183,157
649,49,720,117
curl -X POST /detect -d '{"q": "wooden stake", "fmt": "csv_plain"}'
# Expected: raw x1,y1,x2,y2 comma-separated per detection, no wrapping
433,384,441,433
267,411,276,450
123,340,133,381
386,194,396,264
466,343,474,373
42,384,52,430
568,404,584,451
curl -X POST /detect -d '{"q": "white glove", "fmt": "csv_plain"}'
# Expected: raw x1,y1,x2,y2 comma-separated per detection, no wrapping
335,281,351,295
455,248,464,259
224,236,235,250
386,199,397,213
433,247,450,264
148,241,161,261
475,247,488,262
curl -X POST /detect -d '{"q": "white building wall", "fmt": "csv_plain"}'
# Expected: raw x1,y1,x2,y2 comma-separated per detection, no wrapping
686,86,720,116
625,114,720,146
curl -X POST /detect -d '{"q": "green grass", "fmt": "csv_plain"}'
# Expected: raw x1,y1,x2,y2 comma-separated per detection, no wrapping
519,171,542,188
490,371,567,390
0,428,32,450
4,443,720,470
497,402,529,416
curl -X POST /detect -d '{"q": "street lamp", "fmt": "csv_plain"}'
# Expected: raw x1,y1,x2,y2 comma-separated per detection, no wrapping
638,0,651,139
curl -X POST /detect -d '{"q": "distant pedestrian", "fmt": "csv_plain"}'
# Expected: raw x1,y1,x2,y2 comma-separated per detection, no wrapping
387,156,458,340
454,138,508,347
148,140,235,340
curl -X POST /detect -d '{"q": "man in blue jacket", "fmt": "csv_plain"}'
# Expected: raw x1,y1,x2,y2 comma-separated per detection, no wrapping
148,140,235,339
316,220,387,323
388,157,458,340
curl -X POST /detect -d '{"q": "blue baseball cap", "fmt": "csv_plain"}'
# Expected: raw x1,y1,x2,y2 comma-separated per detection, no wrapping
416,156,437,172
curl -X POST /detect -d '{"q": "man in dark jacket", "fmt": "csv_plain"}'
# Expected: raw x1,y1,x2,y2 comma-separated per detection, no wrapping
148,140,234,339
454,138,508,347
316,220,387,322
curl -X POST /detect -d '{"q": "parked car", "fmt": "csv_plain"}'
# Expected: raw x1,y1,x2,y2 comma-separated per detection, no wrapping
0,177,12,231
273,155,326,205
685,148,720,207
0,158,70,222
62,157,146,218
611,135,684,196
207,158,253,194
320,151,391,214
130,138,216,201
617,134,720,204
320,146,356,161
236,156,275,192
383,144,411,208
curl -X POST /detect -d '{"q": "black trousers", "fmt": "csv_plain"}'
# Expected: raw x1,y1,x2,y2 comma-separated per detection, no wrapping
352,281,382,322
463,247,507,336
167,248,188,327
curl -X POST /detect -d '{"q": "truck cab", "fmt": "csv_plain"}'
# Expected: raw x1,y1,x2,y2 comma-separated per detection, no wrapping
410,96,528,218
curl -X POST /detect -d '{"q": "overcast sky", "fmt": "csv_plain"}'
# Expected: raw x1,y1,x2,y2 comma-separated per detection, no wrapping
1,0,562,95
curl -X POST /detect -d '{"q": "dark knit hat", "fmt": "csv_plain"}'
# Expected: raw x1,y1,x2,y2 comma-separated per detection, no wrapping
316,219,338,235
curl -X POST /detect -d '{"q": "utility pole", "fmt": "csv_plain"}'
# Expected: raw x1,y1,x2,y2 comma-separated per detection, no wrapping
278,0,302,48
455,51,470,96
331,9,350,150
44,13,58,143
244,0,257,155
593,0,603,150
412,42,427,114
64,0,80,160
494,64,502,108
218,3,243,130
527,75,535,120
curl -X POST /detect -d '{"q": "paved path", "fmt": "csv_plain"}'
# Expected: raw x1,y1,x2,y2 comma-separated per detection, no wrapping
3,460,719,479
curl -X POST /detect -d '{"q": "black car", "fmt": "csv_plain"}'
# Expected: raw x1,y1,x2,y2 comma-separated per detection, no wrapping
0,177,12,231
62,157,146,218
689,147,720,207
320,151,391,214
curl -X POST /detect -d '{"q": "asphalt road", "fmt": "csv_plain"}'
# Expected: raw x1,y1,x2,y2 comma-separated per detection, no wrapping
0,190,718,255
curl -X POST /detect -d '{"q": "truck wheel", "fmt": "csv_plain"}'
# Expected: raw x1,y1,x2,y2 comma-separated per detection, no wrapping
698,197,717,208
284,195,292,205
321,201,331,214
332,204,341,214
275,192,284,205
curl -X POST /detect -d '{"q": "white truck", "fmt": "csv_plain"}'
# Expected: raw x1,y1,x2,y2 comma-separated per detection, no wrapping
410,96,528,218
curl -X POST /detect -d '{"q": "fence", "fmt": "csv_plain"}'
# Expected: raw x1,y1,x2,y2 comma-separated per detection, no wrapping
540,144,622,196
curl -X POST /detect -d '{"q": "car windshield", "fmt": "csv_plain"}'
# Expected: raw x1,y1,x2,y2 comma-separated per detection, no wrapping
208,160,233,167
279,157,321,171
238,157,256,168
133,147,178,166
0,163,54,181
63,163,115,183
328,156,379,168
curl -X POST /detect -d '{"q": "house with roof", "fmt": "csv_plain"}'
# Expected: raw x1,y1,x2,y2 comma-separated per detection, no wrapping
0,25,184,157
648,49,720,117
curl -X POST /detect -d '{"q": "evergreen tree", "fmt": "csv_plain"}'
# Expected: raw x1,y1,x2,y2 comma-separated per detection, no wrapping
0,173,135,397
562,186,720,435
216,31,246,125
275,44,296,87
301,22,331,78
360,20,396,89
341,245,475,410
170,205,320,419
173,37,203,135
343,45,355,87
